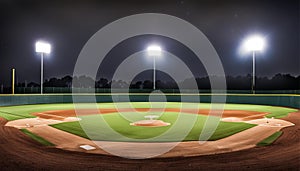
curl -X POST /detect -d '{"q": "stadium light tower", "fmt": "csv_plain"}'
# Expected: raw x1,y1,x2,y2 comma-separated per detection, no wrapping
243,35,265,93
35,41,51,94
147,45,162,90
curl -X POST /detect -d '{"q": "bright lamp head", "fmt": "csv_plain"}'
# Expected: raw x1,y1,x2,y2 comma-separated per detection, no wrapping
147,45,162,56
35,41,51,54
244,35,265,51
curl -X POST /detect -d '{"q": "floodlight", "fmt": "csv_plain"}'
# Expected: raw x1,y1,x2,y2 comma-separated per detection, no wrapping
147,45,162,56
146,45,162,90
244,35,265,51
241,34,267,94
35,41,51,54
35,41,51,94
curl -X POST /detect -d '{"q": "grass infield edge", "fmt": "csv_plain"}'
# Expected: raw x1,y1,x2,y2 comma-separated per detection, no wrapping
256,131,283,146
20,129,55,146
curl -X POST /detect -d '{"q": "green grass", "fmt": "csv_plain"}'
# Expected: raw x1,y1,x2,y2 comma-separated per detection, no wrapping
21,129,55,146
0,111,26,120
0,102,297,121
0,103,75,121
51,112,256,142
213,103,297,119
257,131,283,146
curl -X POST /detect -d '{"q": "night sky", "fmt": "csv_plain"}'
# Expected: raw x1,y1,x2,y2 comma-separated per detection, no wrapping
0,0,299,86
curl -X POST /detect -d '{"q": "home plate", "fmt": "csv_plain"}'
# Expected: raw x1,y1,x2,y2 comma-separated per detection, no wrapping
79,145,96,151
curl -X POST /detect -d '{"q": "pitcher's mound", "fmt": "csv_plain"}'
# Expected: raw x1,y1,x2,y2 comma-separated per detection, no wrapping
130,120,170,127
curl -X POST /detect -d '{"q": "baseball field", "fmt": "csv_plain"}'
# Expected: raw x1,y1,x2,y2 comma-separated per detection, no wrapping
0,95,299,170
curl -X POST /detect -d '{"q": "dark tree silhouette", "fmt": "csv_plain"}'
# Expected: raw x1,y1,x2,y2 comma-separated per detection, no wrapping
10,74,300,94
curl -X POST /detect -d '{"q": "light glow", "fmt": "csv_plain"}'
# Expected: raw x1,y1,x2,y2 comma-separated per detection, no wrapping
244,35,265,51
147,45,162,56
35,41,51,54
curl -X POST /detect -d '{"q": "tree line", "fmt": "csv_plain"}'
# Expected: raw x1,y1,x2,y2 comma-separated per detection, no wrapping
14,73,300,90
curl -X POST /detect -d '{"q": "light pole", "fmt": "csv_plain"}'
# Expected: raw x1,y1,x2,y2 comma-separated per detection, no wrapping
243,35,265,93
147,45,162,90
35,41,51,94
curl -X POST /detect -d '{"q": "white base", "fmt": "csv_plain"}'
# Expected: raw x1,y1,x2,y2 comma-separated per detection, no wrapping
79,145,96,151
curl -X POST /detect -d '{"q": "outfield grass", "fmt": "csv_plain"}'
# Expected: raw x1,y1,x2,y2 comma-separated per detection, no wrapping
21,129,55,146
0,111,26,120
0,103,76,120
0,102,297,121
257,131,283,146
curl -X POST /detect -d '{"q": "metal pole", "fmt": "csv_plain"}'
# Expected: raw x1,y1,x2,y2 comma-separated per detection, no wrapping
252,51,255,94
12,68,15,94
41,53,44,94
153,56,156,90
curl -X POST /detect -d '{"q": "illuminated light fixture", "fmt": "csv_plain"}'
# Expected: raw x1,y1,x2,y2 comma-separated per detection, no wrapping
147,45,162,89
35,41,51,94
244,35,265,51
35,41,51,54
242,35,266,93
147,45,162,57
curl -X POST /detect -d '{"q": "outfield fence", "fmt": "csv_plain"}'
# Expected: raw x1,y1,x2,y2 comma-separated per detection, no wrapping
0,93,299,109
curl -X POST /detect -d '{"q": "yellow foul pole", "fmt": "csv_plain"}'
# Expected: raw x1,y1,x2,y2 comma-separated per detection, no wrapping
12,68,15,94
